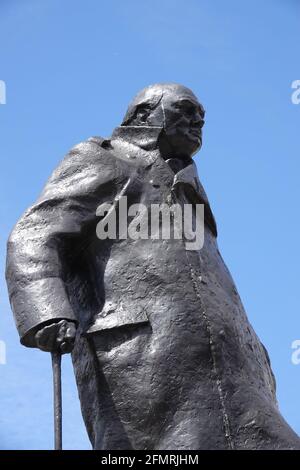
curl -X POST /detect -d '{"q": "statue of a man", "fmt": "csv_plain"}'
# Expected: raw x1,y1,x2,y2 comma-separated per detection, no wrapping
6,83,300,449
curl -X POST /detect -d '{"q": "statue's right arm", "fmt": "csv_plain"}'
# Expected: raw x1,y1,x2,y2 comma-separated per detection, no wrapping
6,138,117,350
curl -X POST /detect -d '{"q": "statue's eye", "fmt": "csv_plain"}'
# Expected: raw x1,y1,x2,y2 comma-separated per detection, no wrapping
183,105,193,115
175,102,194,115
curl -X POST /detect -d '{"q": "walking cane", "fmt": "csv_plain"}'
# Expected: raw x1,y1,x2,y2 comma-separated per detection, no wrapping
51,351,62,450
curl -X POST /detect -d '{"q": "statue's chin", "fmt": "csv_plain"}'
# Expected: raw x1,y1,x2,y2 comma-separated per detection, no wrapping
177,140,201,160
158,131,200,160
173,132,202,156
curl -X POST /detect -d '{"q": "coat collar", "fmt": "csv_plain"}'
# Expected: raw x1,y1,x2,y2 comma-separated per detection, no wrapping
172,160,200,194
111,125,163,151
109,126,163,167
111,126,197,184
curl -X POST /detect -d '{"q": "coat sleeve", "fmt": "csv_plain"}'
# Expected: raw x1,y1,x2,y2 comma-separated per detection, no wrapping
6,137,118,347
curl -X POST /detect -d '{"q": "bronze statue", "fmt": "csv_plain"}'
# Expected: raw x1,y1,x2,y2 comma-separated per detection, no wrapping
6,83,300,449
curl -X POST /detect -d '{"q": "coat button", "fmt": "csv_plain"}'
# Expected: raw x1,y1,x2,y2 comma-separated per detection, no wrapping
219,330,226,340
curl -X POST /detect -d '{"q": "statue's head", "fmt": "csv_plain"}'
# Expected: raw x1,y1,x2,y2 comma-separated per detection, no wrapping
122,83,205,159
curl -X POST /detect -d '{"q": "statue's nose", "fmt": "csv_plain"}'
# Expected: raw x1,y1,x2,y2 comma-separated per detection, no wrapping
192,112,205,127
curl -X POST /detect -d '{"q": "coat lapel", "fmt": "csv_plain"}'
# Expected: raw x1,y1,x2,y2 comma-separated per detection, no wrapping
172,161,218,237
173,161,200,192
172,161,209,205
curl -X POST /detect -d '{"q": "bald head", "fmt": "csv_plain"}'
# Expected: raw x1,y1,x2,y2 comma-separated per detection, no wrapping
122,83,203,125
121,83,205,159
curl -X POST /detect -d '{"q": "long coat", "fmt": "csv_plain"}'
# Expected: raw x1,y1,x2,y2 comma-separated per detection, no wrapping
6,125,300,449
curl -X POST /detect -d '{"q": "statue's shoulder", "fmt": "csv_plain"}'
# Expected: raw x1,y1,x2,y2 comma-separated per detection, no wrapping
86,135,112,148
41,136,116,197
68,135,112,158
57,135,114,171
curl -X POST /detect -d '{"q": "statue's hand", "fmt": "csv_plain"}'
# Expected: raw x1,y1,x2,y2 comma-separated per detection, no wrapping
35,319,77,354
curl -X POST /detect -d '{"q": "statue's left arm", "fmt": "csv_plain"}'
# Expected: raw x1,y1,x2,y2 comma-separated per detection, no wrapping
6,137,117,348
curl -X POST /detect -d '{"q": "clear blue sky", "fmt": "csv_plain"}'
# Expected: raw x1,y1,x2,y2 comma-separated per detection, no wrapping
0,0,299,450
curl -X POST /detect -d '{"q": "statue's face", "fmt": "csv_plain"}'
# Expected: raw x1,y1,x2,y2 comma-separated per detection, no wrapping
160,91,205,159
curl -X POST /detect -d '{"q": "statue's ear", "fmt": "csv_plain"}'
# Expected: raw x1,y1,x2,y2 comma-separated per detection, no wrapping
122,92,163,126
123,103,154,126
134,104,153,124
